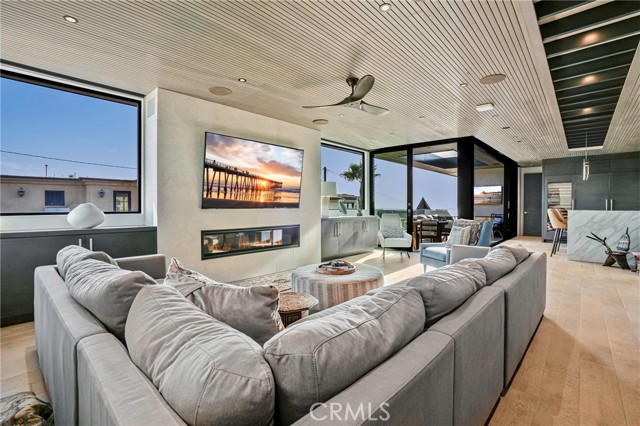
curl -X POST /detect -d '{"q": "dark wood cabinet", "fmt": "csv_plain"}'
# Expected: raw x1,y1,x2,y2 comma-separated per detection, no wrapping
609,172,640,211
573,173,610,211
0,226,157,326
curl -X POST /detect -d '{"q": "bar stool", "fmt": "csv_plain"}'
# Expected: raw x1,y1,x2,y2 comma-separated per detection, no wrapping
548,208,567,257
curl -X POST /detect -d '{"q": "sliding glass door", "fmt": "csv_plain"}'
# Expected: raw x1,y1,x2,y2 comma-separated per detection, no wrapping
373,150,408,228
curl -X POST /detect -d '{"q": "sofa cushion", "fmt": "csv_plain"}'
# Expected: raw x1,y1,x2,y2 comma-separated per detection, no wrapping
445,225,471,248
263,286,424,426
422,246,449,261
406,261,486,328
164,258,283,345
472,247,517,285
381,225,405,238
126,285,275,426
56,245,118,280
65,259,156,342
493,244,531,265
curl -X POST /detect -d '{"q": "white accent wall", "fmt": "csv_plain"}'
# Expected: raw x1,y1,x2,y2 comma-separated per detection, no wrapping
150,89,321,282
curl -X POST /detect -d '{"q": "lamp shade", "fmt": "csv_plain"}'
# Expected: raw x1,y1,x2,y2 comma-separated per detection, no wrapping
321,181,337,197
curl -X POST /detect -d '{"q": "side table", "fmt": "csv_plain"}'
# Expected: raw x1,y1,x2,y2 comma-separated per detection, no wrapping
278,292,319,327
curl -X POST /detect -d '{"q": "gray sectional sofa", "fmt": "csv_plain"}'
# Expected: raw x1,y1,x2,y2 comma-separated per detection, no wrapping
34,245,546,426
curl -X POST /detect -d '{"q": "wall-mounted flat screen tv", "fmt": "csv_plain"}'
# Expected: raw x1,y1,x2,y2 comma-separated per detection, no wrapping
473,186,502,205
202,132,304,209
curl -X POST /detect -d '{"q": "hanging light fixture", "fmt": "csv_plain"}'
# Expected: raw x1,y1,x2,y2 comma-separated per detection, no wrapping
582,133,590,181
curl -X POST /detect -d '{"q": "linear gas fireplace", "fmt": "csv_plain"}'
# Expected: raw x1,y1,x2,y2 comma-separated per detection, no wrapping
201,225,300,259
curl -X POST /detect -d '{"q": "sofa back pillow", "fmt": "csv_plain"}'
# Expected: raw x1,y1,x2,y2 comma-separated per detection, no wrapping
65,258,156,342
164,257,283,345
492,244,531,265
57,245,118,279
126,285,275,426
406,261,486,328
472,247,517,285
263,286,424,426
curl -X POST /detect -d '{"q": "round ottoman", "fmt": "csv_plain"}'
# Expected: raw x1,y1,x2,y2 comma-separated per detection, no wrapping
291,264,384,311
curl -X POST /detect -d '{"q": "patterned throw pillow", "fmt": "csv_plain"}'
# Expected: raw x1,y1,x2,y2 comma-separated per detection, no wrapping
452,219,481,245
381,225,405,238
446,225,471,248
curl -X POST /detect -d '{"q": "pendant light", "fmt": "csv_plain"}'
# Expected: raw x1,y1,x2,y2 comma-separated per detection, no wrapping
582,133,590,181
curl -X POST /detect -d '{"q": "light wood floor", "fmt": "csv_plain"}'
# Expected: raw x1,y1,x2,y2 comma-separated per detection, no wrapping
1,237,638,426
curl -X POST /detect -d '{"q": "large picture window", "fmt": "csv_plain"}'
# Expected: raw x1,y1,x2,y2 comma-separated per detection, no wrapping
0,71,141,215
320,144,365,213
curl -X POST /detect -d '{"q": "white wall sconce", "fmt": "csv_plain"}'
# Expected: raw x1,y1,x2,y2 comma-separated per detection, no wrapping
99,189,106,198
18,187,26,197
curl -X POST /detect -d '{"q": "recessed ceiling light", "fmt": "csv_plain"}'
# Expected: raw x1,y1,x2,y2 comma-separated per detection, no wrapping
237,78,247,82
480,74,506,85
209,86,232,96
419,116,425,120
313,119,329,125
63,15,78,23
476,103,495,112
582,107,593,113
582,75,597,84
379,3,392,12
502,126,510,130
459,83,468,88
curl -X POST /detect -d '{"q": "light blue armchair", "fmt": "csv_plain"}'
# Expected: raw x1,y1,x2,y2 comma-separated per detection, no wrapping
420,221,492,272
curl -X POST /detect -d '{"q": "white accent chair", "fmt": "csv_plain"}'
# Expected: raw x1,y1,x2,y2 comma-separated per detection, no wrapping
377,213,413,258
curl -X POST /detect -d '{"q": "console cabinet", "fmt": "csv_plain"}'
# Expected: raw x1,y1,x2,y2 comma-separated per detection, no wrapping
321,216,379,261
0,226,157,326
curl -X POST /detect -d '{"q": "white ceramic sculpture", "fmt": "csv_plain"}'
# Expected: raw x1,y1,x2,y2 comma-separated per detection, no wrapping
67,203,105,229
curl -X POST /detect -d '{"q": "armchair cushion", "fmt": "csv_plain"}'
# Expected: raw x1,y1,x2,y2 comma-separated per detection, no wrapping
423,246,449,262
452,219,482,245
380,225,405,239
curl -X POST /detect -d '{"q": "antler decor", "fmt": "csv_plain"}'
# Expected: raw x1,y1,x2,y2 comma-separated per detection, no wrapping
586,232,632,270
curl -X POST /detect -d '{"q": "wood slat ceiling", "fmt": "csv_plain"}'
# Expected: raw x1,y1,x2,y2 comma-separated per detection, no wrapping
1,0,638,163
534,0,640,149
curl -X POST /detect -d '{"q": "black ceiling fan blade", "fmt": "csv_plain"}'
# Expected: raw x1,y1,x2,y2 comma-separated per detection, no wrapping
303,96,352,109
351,75,375,101
359,101,390,116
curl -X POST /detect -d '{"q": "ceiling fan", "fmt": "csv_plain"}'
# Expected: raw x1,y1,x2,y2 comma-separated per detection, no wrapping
303,75,390,116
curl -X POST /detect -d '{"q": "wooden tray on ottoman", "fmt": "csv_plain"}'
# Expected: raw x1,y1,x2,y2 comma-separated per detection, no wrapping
316,260,356,275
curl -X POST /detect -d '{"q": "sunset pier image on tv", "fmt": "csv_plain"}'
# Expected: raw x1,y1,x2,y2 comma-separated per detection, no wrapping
202,133,304,209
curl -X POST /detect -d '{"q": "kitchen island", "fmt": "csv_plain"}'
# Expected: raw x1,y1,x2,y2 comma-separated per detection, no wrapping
567,210,640,263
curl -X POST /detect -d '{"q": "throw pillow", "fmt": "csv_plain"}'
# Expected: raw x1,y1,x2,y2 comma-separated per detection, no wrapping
445,225,471,248
474,247,517,285
263,286,424,426
56,245,118,280
492,244,530,265
65,258,157,341
126,285,275,426
452,219,481,245
381,225,405,239
164,257,284,345
406,261,486,327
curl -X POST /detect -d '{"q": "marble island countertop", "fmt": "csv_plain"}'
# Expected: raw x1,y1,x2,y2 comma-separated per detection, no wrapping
567,210,640,263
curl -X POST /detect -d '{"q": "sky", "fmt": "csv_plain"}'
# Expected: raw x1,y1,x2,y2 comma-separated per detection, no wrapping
0,77,138,180
205,133,304,189
320,145,362,196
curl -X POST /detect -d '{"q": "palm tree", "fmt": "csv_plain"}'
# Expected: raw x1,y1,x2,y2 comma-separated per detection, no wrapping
341,163,380,209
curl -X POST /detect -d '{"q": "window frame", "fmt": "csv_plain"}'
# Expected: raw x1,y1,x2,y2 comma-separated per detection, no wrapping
113,190,132,212
44,190,65,207
0,69,143,216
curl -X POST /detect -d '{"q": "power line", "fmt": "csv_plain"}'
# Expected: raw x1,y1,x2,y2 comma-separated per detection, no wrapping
0,150,136,170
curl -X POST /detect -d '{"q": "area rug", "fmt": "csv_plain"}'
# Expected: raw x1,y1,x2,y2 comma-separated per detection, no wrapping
0,392,54,426
231,270,293,292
